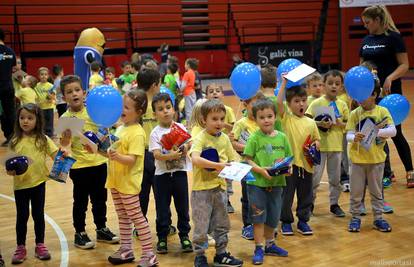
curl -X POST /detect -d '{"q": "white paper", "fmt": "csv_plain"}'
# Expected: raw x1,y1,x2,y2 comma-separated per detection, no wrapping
218,162,252,181
360,119,379,151
285,63,316,83
55,117,85,137
78,131,98,153
314,106,336,125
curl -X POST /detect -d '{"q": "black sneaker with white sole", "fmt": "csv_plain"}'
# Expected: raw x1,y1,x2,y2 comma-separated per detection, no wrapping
96,227,120,244
213,252,243,267
74,232,95,249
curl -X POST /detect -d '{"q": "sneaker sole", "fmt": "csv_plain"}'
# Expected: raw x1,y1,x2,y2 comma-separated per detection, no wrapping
181,247,194,253
11,257,26,264
108,256,135,265
348,228,360,232
241,235,254,240
97,238,120,244
74,243,95,249
253,260,264,265
373,226,392,232
280,231,294,236
35,253,51,261
297,230,313,235
156,249,168,254
331,213,346,217
264,252,288,257
213,263,243,267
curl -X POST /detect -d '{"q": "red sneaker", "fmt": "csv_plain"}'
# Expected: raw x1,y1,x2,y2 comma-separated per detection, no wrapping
35,243,51,260
406,172,414,188
11,245,26,264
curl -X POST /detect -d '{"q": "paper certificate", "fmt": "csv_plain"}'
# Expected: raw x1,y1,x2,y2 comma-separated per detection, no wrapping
360,119,379,151
55,117,85,137
218,162,253,181
285,63,316,83
314,106,336,124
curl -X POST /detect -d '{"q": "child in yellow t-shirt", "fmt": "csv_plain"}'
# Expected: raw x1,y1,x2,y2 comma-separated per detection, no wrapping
231,91,264,240
104,66,119,90
346,83,395,233
189,98,207,138
205,83,236,212
59,75,119,249
16,75,37,105
306,70,349,217
7,104,60,264
34,67,55,137
189,99,243,267
277,76,320,236
89,61,104,90
105,89,158,266
305,72,324,106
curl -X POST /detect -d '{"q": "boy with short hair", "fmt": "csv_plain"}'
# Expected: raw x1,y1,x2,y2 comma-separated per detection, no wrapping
305,72,324,106
119,61,135,85
259,64,283,131
149,93,192,254
244,98,292,265
60,75,119,249
190,99,243,267
277,77,320,236
231,92,265,240
205,83,236,213
89,61,103,90
104,66,118,89
34,67,55,137
346,81,396,233
306,70,349,217
52,64,67,117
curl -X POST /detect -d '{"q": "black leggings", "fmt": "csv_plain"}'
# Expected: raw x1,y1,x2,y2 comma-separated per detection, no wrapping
391,124,413,172
14,182,46,245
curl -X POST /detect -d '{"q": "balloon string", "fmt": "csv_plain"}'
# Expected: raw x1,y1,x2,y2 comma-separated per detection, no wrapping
235,101,243,120
107,127,115,181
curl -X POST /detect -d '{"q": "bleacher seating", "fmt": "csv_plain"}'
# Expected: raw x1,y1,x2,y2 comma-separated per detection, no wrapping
321,0,339,65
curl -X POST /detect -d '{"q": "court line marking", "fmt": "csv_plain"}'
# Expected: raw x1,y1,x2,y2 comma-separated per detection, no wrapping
0,193,69,267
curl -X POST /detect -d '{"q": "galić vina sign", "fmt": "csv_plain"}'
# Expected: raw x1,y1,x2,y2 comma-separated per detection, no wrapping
249,42,311,67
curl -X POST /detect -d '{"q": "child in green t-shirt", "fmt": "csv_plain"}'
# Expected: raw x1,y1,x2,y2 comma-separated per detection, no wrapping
244,98,292,265
163,62,179,97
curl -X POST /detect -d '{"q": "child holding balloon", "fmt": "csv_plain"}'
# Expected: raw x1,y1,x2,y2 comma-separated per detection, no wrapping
60,75,119,250
105,88,158,266
346,80,396,232
306,70,349,217
7,103,60,264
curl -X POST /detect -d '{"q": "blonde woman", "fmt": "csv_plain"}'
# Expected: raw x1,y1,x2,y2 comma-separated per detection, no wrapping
360,5,413,188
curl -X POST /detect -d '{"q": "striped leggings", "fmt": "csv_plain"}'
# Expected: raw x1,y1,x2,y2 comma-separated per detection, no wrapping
111,189,153,253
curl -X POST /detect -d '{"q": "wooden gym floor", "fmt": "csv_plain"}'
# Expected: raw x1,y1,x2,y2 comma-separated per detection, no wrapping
0,78,413,267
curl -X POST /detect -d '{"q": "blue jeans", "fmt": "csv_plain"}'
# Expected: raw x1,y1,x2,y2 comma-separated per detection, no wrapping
247,185,283,228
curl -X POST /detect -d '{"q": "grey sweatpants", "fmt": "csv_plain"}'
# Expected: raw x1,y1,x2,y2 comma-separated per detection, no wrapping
184,92,196,123
312,152,342,206
350,162,384,220
191,187,229,256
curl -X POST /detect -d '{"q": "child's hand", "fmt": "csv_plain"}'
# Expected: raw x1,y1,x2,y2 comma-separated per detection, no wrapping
107,149,120,161
60,148,70,157
215,162,230,172
319,120,332,129
228,132,235,143
280,73,288,86
335,119,346,127
6,170,16,176
354,132,365,143
62,129,72,139
259,167,273,180
169,147,183,160
312,140,321,151
83,143,95,154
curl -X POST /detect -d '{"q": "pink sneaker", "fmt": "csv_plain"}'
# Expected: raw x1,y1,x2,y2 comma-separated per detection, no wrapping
137,252,158,267
11,245,26,264
35,243,51,260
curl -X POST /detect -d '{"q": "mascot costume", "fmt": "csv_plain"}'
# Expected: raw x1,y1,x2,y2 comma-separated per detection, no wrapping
74,28,105,91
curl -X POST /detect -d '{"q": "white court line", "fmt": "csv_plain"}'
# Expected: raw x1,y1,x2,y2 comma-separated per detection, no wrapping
0,193,69,267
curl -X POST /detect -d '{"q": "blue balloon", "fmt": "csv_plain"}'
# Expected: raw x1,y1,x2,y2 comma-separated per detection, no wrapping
86,85,123,128
160,85,176,107
276,58,302,88
344,66,374,103
379,94,410,125
230,62,261,100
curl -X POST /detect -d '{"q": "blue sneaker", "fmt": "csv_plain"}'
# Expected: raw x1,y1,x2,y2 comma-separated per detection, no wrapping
297,221,313,235
383,201,394,214
252,246,264,265
241,225,254,240
264,243,288,257
383,177,392,188
213,252,243,267
280,223,293,235
348,217,361,232
194,255,209,267
373,219,392,232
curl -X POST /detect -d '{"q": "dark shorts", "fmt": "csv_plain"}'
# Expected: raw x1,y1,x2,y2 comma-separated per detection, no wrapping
247,184,283,228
